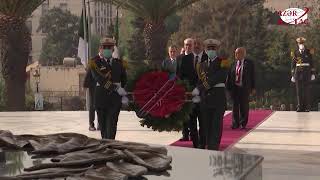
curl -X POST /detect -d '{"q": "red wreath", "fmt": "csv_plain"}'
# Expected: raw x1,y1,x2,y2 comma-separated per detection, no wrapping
133,72,186,118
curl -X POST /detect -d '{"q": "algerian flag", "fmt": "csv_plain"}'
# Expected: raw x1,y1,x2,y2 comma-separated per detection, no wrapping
77,10,88,67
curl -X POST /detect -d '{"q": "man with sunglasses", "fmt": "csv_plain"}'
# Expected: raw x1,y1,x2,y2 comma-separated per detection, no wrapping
88,37,127,139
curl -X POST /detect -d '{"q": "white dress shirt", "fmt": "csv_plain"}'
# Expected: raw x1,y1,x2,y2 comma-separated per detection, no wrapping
235,59,245,86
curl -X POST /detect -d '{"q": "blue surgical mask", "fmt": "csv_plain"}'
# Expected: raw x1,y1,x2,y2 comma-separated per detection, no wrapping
103,49,112,58
207,50,217,59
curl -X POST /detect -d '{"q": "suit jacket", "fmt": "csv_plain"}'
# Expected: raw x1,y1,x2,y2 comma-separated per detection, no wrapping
179,52,208,87
226,59,255,92
291,49,315,81
89,55,127,109
161,58,178,75
197,56,229,108
175,54,184,75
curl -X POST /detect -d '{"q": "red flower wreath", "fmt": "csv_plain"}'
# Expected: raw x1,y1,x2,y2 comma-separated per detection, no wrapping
133,72,186,118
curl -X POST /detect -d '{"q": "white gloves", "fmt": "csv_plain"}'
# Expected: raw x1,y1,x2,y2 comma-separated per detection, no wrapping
121,96,129,106
192,96,201,103
291,77,295,83
117,87,127,96
311,75,316,81
192,88,200,96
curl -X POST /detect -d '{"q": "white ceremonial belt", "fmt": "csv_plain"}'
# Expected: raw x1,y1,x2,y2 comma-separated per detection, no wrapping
113,82,121,87
97,82,121,87
296,63,310,67
213,83,225,88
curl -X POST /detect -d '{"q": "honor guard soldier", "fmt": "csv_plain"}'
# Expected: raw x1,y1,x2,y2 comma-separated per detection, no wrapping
191,39,230,150
291,37,316,112
88,37,127,139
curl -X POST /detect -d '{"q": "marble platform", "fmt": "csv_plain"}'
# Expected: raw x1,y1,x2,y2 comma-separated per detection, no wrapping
0,147,263,180
0,111,262,180
229,111,320,180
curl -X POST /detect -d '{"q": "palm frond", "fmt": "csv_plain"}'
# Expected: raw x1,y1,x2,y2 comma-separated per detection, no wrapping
0,0,46,18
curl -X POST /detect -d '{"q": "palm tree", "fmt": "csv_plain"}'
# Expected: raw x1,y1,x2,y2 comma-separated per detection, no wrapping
100,0,200,68
0,0,45,111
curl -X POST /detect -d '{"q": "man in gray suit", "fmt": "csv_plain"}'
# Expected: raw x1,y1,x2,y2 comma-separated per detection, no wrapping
162,45,179,78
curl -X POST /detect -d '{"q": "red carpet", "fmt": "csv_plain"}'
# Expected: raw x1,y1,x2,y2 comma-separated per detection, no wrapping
170,110,273,150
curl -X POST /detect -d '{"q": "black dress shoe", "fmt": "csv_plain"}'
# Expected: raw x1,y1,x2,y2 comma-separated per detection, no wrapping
231,124,239,129
240,125,246,130
296,108,303,112
89,126,96,131
304,109,310,112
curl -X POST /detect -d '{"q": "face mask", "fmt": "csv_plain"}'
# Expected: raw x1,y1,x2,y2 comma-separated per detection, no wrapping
298,44,305,50
103,49,112,58
207,50,217,59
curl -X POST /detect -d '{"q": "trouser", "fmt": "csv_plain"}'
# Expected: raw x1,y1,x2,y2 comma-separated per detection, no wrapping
201,105,225,150
89,87,96,127
96,105,121,139
200,88,226,150
296,79,310,110
181,105,204,148
181,121,189,139
232,86,249,127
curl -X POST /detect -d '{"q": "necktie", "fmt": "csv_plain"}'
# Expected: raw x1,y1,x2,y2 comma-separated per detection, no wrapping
236,60,242,84
194,55,199,68
106,58,112,69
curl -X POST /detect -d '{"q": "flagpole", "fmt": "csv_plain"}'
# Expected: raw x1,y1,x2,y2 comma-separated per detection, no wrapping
87,0,92,57
82,0,88,56
82,0,90,111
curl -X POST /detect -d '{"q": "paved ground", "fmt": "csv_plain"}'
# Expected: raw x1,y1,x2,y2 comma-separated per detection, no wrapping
1,110,320,179
0,111,181,145
229,111,320,180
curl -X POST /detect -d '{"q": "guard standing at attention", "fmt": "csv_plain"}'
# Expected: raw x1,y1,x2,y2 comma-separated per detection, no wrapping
192,39,230,150
88,37,128,139
291,37,316,112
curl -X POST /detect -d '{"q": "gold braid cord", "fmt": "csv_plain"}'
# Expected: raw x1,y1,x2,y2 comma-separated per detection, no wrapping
196,62,210,90
88,59,113,90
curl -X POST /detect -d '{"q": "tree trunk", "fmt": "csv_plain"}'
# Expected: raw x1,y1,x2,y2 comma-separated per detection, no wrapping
143,22,169,69
0,19,30,111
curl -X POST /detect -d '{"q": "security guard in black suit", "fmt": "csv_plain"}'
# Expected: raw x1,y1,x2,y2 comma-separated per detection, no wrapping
89,37,127,139
192,39,229,150
291,37,316,112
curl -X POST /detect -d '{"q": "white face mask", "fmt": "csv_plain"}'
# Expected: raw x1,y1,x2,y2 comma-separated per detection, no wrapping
298,44,305,50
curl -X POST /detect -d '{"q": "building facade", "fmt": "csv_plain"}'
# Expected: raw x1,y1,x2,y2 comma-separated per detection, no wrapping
28,0,116,62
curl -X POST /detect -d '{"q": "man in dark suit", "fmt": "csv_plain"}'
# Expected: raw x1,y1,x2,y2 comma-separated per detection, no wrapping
227,47,255,130
291,37,316,112
179,38,208,148
83,67,97,131
88,37,127,139
192,39,229,150
176,38,194,142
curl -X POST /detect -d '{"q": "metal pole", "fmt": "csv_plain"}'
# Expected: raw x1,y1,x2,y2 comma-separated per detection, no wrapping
87,0,92,57
82,0,90,111
82,0,88,51
115,6,119,46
